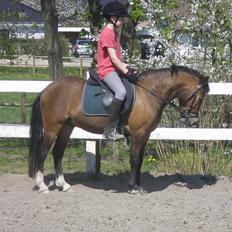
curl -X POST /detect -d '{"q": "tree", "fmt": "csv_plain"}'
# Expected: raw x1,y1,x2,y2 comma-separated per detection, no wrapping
87,0,145,62
88,0,102,34
87,0,102,66
137,0,232,81
120,0,145,59
187,0,232,78
41,0,64,80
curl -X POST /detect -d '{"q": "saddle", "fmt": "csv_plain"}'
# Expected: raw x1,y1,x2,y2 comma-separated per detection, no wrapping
82,70,135,117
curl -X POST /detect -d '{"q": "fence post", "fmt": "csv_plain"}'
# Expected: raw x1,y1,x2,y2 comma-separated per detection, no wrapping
32,54,36,75
86,140,101,174
20,93,26,123
80,57,83,78
95,140,101,174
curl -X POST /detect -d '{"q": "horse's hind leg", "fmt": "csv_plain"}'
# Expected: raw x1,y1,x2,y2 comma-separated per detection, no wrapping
52,122,74,192
35,133,56,193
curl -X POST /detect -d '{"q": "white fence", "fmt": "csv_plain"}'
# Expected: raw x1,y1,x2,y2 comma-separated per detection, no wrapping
1,81,232,173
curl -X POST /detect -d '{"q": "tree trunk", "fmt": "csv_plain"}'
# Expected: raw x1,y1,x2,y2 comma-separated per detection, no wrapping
120,17,140,59
88,0,102,68
41,0,64,80
120,1,141,60
88,0,102,33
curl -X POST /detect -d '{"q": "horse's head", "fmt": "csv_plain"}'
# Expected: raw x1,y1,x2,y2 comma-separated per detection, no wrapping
175,67,209,127
137,65,209,127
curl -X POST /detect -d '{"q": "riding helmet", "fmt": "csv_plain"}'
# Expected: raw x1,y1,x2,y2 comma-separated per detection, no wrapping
102,1,129,18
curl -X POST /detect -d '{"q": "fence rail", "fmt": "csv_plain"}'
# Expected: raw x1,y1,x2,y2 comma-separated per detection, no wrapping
1,81,232,95
0,80,231,137
1,81,232,173
1,124,232,141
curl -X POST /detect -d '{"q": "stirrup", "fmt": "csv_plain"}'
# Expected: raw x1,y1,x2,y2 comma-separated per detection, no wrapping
103,129,124,141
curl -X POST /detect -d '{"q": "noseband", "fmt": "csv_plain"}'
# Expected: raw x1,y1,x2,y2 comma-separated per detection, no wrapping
180,85,203,118
180,82,209,119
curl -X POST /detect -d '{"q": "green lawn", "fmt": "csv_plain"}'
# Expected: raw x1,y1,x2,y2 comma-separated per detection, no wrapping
0,66,86,80
0,66,86,123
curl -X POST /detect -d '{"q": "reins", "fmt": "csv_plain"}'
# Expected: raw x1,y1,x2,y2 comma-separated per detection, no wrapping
134,81,184,113
133,70,208,116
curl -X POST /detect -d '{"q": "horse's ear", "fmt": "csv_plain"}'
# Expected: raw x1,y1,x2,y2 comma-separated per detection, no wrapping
204,76,209,81
171,64,178,77
202,76,210,93
201,75,209,85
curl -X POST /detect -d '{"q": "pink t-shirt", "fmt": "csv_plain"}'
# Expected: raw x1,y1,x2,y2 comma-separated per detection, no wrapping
97,27,123,79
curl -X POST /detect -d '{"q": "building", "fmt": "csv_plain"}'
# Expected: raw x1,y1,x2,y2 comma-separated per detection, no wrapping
0,0,44,38
0,0,90,41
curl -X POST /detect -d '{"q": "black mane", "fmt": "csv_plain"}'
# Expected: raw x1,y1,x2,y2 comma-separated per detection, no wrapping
170,65,205,81
141,65,206,81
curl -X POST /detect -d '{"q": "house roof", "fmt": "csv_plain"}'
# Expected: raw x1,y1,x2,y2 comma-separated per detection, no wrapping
20,0,89,26
0,0,43,23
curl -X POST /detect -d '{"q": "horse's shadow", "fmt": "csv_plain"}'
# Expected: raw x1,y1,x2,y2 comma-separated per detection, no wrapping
44,172,217,193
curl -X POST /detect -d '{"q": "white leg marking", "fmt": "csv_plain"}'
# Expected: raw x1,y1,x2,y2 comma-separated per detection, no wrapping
35,171,49,193
55,174,71,192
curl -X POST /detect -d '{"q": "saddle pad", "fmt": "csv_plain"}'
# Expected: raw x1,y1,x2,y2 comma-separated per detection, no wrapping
82,79,135,117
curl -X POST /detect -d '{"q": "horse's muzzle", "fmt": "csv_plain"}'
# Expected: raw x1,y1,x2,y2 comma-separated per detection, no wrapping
180,116,198,127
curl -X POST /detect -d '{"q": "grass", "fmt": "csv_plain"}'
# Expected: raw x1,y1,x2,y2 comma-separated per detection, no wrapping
0,136,231,177
0,66,91,174
0,66,87,80
0,66,87,123
0,138,130,175
0,141,86,174
0,92,37,124
144,140,232,176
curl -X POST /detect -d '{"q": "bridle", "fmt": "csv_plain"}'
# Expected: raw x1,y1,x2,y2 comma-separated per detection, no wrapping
179,84,208,119
134,80,208,118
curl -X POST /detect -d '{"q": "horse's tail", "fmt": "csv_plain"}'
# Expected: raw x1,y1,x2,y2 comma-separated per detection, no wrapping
28,95,43,178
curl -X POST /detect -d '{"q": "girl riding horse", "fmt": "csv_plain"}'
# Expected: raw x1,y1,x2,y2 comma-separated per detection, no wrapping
98,1,138,140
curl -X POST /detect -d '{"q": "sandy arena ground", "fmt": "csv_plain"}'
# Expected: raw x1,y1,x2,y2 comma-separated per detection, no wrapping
0,173,232,232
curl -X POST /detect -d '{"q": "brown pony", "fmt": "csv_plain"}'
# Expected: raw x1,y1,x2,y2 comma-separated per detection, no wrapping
28,65,209,193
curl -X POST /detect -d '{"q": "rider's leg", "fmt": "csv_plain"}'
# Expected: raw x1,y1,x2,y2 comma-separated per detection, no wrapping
102,72,126,140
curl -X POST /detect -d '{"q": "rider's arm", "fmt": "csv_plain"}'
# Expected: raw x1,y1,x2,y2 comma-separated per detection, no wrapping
107,47,129,74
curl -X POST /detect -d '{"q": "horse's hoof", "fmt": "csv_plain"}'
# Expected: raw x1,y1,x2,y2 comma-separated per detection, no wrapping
38,187,49,194
35,183,49,193
62,184,72,192
128,185,147,195
55,180,71,192
65,187,74,193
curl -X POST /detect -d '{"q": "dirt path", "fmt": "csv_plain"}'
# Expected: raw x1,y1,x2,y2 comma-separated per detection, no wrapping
0,173,231,232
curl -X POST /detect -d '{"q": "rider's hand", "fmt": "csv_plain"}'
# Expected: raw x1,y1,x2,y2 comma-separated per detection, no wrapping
126,69,139,83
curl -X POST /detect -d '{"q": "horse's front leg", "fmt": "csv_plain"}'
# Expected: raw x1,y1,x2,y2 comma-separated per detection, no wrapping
136,145,147,186
128,134,149,194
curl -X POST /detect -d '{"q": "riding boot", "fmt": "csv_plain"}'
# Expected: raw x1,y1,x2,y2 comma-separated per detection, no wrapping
103,98,124,140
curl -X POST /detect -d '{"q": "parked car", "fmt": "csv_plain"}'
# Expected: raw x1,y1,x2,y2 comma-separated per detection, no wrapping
137,31,165,59
174,31,205,57
140,40,165,59
72,39,93,57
